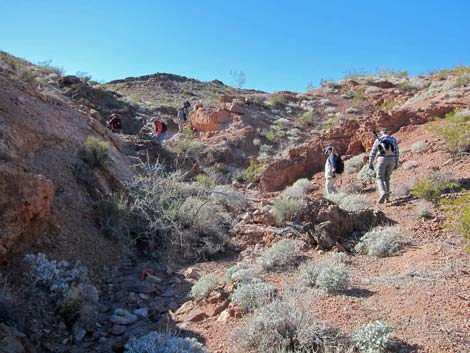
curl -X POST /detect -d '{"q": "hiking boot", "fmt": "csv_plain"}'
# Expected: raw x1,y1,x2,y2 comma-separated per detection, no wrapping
385,193,391,203
377,193,387,204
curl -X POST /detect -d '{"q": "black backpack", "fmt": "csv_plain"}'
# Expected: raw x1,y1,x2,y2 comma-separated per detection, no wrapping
334,154,344,174
378,137,395,156
113,118,122,129
161,121,167,133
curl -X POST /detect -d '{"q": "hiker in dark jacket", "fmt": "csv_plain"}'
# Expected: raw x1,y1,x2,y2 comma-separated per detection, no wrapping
106,114,122,132
368,127,400,203
324,145,338,195
175,108,186,133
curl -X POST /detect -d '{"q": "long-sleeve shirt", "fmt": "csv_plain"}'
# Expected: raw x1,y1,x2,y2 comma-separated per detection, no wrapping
325,152,338,178
368,135,399,166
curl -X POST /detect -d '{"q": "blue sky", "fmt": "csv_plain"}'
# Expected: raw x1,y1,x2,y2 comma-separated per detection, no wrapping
1,0,469,92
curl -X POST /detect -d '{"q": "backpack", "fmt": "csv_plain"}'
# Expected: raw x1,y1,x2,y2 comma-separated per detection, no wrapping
161,121,167,133
378,137,395,156
334,154,344,174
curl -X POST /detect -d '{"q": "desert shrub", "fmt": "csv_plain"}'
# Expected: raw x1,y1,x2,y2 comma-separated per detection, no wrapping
357,164,375,183
211,185,246,210
415,203,433,219
297,111,316,126
258,239,301,271
231,292,344,353
24,253,89,298
411,140,428,153
326,193,368,212
378,99,399,111
300,263,348,293
231,281,276,311
344,153,366,174
340,181,363,194
244,160,265,183
324,106,336,114
60,286,83,323
96,193,130,240
17,66,38,83
230,267,262,283
169,138,205,155
225,263,253,281
126,162,234,260
190,273,219,298
346,107,360,114
394,179,415,197
402,160,418,170
354,227,403,257
351,321,392,353
195,174,216,188
267,93,287,107
283,178,311,198
77,136,111,169
272,197,304,225
125,331,207,353
428,110,470,154
441,192,470,251
411,171,459,202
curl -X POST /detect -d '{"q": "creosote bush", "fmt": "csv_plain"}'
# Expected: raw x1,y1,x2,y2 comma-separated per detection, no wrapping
77,136,111,169
243,160,265,183
351,321,392,353
125,331,208,353
258,239,301,271
231,281,276,311
354,227,404,257
272,197,304,225
428,110,470,154
300,263,349,293
411,171,459,202
296,111,317,126
441,192,470,251
190,273,219,299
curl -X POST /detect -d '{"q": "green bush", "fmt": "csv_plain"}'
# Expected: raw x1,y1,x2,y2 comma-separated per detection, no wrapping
267,93,287,107
190,273,219,299
77,136,111,169
244,160,265,183
195,174,216,188
296,111,316,126
231,281,276,311
344,153,366,174
272,197,304,225
354,226,403,257
258,239,301,271
351,321,392,353
415,202,433,219
169,138,205,155
411,171,460,201
300,263,349,293
428,110,470,154
60,286,83,324
96,193,129,240
379,99,399,111
441,192,470,251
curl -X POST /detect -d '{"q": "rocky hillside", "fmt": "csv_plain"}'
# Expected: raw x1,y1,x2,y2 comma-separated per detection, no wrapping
0,50,469,353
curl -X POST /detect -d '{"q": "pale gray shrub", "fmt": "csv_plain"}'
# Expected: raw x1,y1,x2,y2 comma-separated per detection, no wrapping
344,153,366,174
300,263,348,293
231,291,345,353
340,182,363,194
212,185,246,209
326,193,368,212
351,321,392,353
365,86,381,94
411,141,427,153
346,107,360,114
225,263,261,283
415,203,433,219
283,178,312,198
320,98,333,106
231,281,276,310
402,160,418,170
324,107,336,114
190,273,219,298
225,263,253,281
394,179,415,197
125,332,207,353
354,227,403,257
272,197,304,226
357,165,375,183
258,239,302,271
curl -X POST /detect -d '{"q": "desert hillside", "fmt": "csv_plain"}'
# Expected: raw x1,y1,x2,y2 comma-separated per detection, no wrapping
0,50,469,353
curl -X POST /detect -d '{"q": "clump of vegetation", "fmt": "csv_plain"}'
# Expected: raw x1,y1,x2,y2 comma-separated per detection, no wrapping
231,292,344,353
231,281,276,311
434,66,470,87
441,192,470,251
267,93,287,107
354,227,404,257
326,192,369,212
169,138,205,155
411,140,428,153
344,153,366,174
96,193,130,241
379,99,399,111
402,160,418,170
225,263,255,281
272,196,304,226
428,110,470,154
349,89,365,108
357,164,375,183
323,112,342,130
258,239,301,271
77,136,111,170
351,321,392,353
296,111,317,126
411,171,459,202
60,286,83,324
300,263,349,293
243,160,265,183
190,273,219,299
415,202,433,219
195,174,217,188
283,178,312,198
125,332,208,353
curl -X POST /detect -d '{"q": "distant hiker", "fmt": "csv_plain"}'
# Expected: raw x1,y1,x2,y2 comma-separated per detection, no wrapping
324,145,342,195
194,102,203,111
183,100,191,112
368,127,400,203
106,114,122,132
175,107,186,133
152,119,167,144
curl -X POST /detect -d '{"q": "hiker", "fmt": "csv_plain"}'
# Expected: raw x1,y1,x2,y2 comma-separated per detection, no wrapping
175,107,186,133
368,127,400,203
106,114,122,132
324,145,339,195
152,119,167,144
194,102,203,111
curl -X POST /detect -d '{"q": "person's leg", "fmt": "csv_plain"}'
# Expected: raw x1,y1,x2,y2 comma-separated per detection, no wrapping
384,158,394,199
178,120,184,133
376,157,387,203
325,177,334,195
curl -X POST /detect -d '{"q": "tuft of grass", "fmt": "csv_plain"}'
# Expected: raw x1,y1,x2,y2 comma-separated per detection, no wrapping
351,321,392,353
410,140,428,153
190,273,219,299
354,226,404,257
77,136,111,170
231,281,276,311
243,160,265,183
258,239,301,271
344,153,366,174
195,174,217,188
411,171,460,202
300,263,349,293
296,111,317,126
428,110,470,154
272,197,304,226
283,178,312,198
60,286,83,324
441,192,470,251
415,202,433,219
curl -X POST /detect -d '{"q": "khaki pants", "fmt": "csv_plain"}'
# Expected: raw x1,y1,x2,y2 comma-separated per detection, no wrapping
376,156,395,196
325,177,336,195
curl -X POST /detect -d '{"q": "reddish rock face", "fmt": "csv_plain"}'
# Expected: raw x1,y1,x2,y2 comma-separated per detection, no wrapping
0,164,54,261
189,108,233,132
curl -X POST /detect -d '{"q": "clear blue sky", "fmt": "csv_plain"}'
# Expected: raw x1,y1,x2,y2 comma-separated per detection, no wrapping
1,0,469,92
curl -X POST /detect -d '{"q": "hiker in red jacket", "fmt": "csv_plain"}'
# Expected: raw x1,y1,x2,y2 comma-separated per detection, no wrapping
152,119,167,144
106,114,122,132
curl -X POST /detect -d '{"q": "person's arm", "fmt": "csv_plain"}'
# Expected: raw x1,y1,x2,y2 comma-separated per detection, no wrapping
329,154,337,172
393,137,400,168
368,139,379,168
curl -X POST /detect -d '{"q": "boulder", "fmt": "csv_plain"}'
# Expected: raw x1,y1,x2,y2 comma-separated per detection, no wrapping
189,108,232,132
110,308,138,325
0,323,36,353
